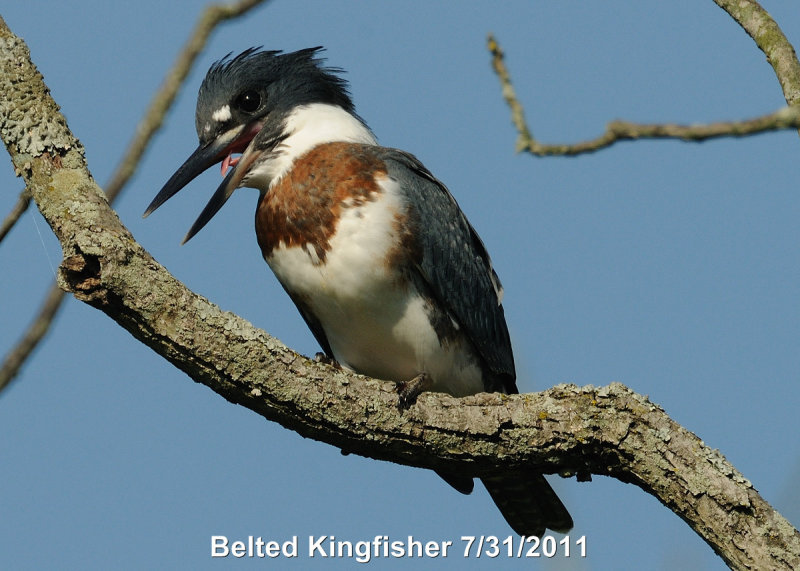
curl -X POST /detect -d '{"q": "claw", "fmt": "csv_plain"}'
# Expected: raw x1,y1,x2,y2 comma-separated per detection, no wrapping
314,352,340,368
397,372,431,410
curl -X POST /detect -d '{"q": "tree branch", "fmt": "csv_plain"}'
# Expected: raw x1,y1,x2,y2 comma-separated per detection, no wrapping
1,16,798,570
489,1,800,156
0,186,29,244
713,0,800,107
0,0,268,394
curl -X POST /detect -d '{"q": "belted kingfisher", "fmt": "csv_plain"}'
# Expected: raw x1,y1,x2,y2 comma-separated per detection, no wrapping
144,47,572,537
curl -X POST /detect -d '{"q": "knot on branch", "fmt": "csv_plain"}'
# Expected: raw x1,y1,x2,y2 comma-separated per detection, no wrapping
60,252,106,304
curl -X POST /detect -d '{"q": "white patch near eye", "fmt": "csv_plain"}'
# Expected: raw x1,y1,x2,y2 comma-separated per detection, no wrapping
212,105,232,123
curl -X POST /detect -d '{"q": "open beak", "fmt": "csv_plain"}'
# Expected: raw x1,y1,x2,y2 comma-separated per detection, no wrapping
180,143,263,244
143,121,263,241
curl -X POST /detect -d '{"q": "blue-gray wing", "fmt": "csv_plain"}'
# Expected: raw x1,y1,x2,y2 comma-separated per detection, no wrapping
380,149,516,392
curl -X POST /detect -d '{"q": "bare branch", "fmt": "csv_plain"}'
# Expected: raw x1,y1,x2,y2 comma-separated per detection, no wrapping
489,2,800,157
713,0,800,107
0,187,29,244
0,0,268,393
488,34,800,157
1,16,798,570
0,283,63,393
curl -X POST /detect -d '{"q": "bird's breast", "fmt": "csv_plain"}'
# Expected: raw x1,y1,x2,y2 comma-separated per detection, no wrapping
255,142,394,262
262,174,407,305
253,142,484,395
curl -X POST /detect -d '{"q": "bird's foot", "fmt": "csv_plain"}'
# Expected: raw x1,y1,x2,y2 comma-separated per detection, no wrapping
314,352,341,368
397,372,432,410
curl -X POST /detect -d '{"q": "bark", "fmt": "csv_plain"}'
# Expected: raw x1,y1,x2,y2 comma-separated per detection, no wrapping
0,0,268,392
713,0,800,106
1,15,798,571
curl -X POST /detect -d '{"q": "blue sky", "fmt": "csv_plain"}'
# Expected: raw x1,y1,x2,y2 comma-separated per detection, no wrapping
1,1,798,569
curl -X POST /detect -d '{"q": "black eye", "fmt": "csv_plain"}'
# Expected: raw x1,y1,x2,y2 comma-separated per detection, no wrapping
234,90,261,113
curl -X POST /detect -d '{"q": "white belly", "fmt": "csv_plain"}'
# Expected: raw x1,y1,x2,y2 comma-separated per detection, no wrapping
265,189,484,396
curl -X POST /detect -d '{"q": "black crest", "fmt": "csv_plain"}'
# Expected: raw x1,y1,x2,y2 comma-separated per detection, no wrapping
195,47,356,138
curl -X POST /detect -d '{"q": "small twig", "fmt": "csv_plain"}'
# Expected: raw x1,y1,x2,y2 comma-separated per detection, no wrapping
0,0,268,394
488,34,800,157
0,187,30,244
0,283,63,393
487,35,533,153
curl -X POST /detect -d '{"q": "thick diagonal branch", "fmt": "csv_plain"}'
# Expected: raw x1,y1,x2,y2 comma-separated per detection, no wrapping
0,0,268,393
1,16,798,571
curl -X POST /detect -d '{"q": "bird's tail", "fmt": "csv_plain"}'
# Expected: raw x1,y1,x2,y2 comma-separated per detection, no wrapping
481,471,573,537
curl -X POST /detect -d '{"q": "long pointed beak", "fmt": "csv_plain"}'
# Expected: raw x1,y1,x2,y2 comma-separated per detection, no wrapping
143,122,262,219
143,138,232,219
181,144,264,244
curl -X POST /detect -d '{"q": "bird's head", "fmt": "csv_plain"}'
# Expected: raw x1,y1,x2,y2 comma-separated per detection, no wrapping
143,47,364,243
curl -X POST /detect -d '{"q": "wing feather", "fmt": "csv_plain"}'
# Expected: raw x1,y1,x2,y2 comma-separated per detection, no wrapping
380,149,516,391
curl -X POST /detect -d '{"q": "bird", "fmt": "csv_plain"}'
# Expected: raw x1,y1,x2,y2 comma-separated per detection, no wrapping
144,47,572,537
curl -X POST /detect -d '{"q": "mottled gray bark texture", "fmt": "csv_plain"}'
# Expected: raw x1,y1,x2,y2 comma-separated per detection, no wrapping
1,15,798,571
0,0,269,393
714,0,800,107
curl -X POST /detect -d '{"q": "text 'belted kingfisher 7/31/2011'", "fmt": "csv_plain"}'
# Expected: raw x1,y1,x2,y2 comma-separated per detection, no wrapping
143,47,572,537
